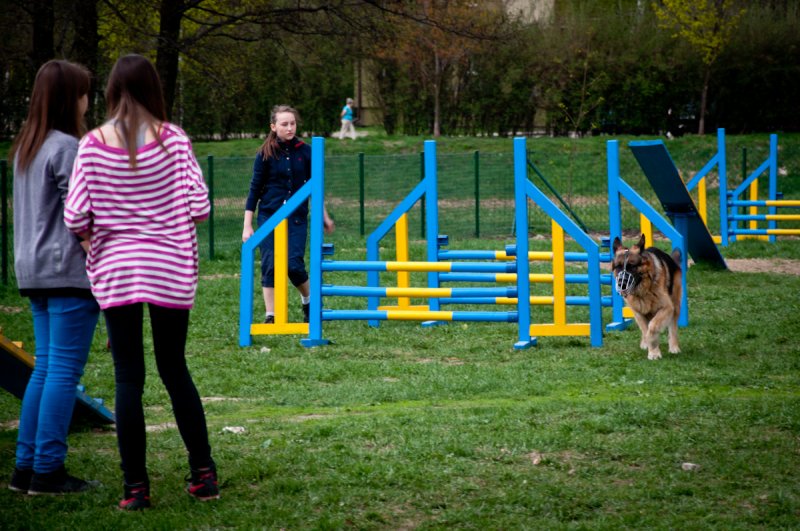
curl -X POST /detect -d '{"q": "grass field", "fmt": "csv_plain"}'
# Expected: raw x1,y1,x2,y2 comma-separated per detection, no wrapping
1,234,799,529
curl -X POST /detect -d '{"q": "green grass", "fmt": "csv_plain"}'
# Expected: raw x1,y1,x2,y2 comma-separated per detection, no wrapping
1,237,799,529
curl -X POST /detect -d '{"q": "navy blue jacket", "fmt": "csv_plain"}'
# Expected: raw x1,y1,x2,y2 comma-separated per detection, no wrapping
245,139,311,218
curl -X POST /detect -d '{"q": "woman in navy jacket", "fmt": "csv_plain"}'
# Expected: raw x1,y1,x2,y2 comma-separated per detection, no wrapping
243,105,333,323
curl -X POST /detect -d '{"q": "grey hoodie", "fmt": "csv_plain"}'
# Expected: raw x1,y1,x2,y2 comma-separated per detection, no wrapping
13,130,92,292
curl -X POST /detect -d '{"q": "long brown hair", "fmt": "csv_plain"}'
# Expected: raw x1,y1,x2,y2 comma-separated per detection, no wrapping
258,105,300,160
9,60,91,172
105,54,168,167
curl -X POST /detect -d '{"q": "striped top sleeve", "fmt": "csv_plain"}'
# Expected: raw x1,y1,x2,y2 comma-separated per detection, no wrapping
65,122,210,310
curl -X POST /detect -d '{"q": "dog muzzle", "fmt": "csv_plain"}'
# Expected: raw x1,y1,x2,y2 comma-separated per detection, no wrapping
615,252,636,296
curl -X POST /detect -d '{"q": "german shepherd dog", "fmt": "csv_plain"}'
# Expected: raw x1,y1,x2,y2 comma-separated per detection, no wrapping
611,234,682,360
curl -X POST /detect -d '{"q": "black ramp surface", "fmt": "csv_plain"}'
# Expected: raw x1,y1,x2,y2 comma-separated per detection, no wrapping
629,141,727,269
0,334,115,425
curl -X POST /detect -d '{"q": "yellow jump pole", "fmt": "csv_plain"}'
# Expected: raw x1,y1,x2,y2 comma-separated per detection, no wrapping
639,213,653,245
395,213,411,308
698,177,722,244
551,220,566,326
250,219,309,336
739,178,769,241
697,177,708,225
274,219,289,324
749,179,759,231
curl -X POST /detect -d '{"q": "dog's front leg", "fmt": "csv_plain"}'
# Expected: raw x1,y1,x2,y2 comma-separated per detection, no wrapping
646,306,674,360
632,312,650,351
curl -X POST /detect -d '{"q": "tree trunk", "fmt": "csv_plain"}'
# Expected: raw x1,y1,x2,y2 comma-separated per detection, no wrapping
72,0,99,127
156,0,184,121
698,65,711,135
30,0,54,69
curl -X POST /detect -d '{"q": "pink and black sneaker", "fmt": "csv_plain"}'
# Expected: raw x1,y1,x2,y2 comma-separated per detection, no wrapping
186,465,219,501
118,481,150,511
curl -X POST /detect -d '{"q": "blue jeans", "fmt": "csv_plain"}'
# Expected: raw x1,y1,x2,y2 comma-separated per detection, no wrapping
16,296,100,473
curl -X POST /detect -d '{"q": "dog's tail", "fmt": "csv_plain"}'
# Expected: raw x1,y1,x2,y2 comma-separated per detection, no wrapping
671,248,682,269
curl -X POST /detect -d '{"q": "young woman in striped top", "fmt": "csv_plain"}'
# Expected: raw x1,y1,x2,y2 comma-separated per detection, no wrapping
64,54,218,510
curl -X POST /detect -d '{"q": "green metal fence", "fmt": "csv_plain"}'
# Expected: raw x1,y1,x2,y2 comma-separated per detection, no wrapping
195,150,667,260
0,150,694,284
4,141,794,284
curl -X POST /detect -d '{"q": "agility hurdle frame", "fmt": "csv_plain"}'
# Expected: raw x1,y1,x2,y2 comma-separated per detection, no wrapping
677,128,798,245
722,132,800,242
606,139,689,330
239,137,328,347
239,136,613,348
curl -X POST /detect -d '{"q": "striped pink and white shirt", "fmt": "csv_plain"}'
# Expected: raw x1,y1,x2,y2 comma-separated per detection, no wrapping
64,122,210,310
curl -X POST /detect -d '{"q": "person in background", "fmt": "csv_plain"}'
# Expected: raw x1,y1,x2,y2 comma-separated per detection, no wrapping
242,105,334,323
8,59,100,495
64,54,218,510
337,97,357,140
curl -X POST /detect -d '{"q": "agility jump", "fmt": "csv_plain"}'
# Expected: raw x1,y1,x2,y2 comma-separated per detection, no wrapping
665,128,799,246
606,139,689,330
239,137,610,349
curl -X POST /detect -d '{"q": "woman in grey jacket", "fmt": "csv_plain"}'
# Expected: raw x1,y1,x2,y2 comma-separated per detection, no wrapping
8,60,100,495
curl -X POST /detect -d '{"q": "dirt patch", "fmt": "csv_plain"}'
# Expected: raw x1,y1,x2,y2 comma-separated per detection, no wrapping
726,258,800,275
200,273,239,280
0,420,19,430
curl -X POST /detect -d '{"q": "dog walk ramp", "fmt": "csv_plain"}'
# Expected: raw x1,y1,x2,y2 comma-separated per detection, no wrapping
629,141,727,269
0,333,115,426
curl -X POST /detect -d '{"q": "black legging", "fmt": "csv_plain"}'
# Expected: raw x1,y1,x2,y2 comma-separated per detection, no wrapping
105,303,213,485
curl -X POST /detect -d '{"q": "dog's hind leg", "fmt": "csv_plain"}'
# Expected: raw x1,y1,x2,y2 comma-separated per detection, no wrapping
667,319,680,354
668,307,680,354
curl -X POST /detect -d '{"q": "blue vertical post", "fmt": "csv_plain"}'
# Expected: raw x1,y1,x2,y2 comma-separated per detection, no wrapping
671,215,690,326
768,133,778,242
606,140,626,329
302,136,330,347
513,137,534,349
717,128,730,246
239,230,255,347
424,140,441,311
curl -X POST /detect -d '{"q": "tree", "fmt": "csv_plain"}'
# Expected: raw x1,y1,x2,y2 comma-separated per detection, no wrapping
101,0,447,121
367,0,505,136
71,0,100,126
654,0,746,134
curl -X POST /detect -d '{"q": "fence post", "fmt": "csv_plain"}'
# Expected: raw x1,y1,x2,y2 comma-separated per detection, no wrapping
358,152,365,236
207,155,215,260
1,160,7,285
473,150,480,238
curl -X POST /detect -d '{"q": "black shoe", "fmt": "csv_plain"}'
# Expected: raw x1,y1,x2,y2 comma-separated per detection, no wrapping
264,315,274,324
118,481,151,511
302,303,310,323
9,467,32,493
186,464,220,501
28,466,91,495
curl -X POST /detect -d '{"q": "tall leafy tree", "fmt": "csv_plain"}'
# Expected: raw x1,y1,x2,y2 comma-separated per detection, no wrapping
654,0,745,134
367,0,505,136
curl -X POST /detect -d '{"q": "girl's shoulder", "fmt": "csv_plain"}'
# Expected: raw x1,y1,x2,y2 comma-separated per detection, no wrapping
160,121,189,140
292,139,310,155
47,129,79,149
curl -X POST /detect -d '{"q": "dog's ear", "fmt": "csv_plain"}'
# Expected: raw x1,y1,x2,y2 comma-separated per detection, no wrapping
636,233,646,250
612,237,623,253
671,247,682,266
